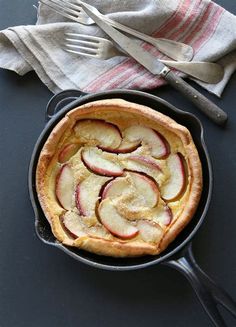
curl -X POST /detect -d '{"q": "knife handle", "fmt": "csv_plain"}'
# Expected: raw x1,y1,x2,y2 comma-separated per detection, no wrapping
163,70,228,125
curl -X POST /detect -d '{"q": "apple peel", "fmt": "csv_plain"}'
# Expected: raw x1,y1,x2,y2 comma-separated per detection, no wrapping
98,199,139,239
56,164,74,210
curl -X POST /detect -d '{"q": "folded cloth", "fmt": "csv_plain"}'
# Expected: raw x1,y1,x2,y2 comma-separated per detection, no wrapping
0,0,235,96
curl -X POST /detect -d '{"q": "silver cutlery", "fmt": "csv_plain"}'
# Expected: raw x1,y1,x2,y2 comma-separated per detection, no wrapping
64,33,224,84
39,0,194,61
80,1,227,125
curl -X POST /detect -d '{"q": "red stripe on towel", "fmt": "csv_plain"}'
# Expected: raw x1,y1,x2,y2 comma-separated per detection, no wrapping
155,0,190,38
193,6,224,52
167,0,202,40
184,1,216,45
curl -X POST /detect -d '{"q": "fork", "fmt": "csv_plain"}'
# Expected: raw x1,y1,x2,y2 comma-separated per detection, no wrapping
39,0,194,62
64,33,224,84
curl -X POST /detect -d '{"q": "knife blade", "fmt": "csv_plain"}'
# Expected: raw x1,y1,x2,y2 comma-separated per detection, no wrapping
80,1,227,125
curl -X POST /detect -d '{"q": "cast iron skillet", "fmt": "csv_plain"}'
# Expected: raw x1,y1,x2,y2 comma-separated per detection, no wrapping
28,89,236,327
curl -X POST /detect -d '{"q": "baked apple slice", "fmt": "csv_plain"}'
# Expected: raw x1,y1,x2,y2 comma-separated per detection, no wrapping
124,155,162,173
137,220,164,243
58,143,80,163
76,175,110,216
74,119,122,151
56,164,74,210
153,205,173,226
82,147,123,177
61,211,86,238
101,176,130,200
62,212,110,239
114,139,141,153
122,125,170,159
161,153,187,201
98,199,139,239
128,155,161,170
128,172,159,208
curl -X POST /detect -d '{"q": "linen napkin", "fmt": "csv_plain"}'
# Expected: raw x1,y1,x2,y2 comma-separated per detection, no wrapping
0,0,235,96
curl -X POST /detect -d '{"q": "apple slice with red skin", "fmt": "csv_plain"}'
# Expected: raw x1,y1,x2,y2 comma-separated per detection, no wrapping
74,119,122,151
101,172,159,208
122,125,170,159
113,139,141,154
56,164,74,210
82,147,123,177
58,143,80,163
128,171,159,208
61,211,86,239
161,153,187,201
101,176,130,200
76,175,110,216
137,220,164,243
153,205,173,226
61,212,110,240
98,199,139,239
127,155,162,171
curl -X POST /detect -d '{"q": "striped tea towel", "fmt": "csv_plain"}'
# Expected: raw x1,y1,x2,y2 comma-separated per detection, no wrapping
0,0,235,96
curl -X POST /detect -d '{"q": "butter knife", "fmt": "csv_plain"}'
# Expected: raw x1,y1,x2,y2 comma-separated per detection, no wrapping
80,2,227,126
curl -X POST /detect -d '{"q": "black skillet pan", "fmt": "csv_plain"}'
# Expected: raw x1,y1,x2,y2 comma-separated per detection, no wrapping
28,89,236,327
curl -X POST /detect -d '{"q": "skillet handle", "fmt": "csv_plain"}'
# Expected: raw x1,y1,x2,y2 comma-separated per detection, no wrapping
163,243,236,327
45,89,87,122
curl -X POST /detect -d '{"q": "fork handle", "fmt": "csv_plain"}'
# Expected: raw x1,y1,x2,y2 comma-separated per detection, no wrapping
102,16,194,61
163,70,228,125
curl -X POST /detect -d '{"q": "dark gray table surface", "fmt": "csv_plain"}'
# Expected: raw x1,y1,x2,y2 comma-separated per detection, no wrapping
0,1,236,326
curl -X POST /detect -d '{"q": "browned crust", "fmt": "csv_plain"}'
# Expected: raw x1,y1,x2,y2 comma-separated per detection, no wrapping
36,98,202,257
72,237,159,257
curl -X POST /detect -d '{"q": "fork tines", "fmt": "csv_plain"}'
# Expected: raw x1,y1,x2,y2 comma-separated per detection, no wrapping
39,0,92,24
64,33,100,58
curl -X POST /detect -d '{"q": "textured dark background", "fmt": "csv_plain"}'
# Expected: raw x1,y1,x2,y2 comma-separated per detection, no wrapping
0,1,236,326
